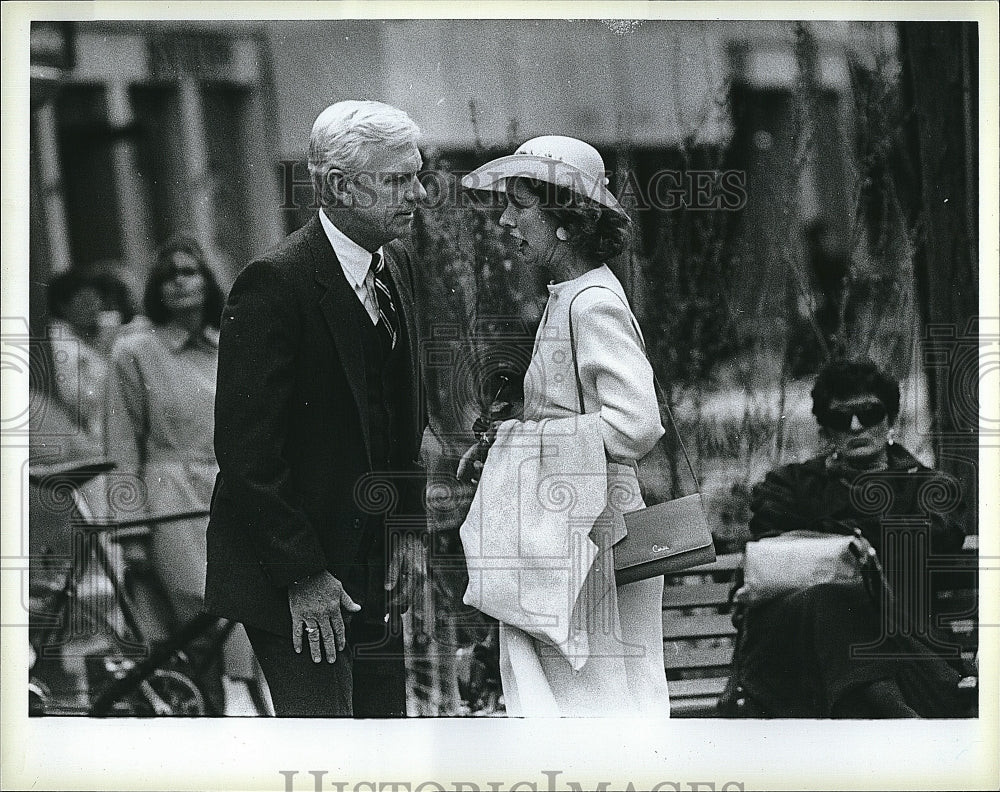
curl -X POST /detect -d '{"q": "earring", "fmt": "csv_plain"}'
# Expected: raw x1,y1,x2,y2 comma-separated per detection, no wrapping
555,227,569,241
887,429,895,446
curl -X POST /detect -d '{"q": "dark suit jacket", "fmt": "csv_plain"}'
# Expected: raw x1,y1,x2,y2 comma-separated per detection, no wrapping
205,215,425,635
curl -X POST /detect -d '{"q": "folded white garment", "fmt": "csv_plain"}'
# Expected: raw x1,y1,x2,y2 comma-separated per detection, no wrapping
460,414,608,669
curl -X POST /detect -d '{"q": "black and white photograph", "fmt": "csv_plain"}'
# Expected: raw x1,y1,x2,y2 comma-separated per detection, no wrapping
2,1,998,790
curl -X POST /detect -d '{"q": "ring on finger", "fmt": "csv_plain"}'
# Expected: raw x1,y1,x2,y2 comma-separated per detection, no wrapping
305,626,317,634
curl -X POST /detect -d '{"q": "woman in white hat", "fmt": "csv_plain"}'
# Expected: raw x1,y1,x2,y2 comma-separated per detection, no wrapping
457,137,671,716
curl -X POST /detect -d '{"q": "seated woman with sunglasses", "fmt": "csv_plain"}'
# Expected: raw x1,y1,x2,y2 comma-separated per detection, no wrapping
722,358,972,718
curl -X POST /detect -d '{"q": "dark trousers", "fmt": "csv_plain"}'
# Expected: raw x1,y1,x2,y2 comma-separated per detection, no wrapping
245,617,407,718
737,583,965,717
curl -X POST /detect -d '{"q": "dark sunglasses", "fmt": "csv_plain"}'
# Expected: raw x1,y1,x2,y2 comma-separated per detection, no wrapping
819,403,887,432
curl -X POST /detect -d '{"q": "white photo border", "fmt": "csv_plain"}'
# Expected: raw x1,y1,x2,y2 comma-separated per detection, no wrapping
2,2,997,790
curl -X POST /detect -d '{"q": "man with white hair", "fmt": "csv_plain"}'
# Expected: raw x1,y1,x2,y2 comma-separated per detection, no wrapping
207,100,428,717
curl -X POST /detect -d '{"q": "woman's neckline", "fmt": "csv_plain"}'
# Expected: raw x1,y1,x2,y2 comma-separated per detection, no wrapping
547,263,610,292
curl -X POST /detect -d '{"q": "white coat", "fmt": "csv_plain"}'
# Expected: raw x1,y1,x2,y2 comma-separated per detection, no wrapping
461,265,672,717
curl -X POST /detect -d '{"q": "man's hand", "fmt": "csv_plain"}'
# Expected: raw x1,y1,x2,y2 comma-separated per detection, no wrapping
456,443,485,484
385,532,428,613
457,418,506,484
289,570,361,663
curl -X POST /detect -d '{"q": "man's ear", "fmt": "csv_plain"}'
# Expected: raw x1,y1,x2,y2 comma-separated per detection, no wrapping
324,168,352,206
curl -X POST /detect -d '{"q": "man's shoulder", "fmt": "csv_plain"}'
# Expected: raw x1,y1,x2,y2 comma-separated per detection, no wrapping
236,218,321,283
263,216,322,264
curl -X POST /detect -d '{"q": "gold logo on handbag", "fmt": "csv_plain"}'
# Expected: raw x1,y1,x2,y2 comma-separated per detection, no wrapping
568,286,716,585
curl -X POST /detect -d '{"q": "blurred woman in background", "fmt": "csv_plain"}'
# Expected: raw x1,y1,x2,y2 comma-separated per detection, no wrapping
104,235,262,714
45,269,114,441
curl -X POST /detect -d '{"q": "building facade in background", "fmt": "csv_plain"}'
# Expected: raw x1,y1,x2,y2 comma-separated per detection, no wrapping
31,19,891,286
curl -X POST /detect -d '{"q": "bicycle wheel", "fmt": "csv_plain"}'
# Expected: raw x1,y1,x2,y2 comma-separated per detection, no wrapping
129,668,208,716
28,676,52,716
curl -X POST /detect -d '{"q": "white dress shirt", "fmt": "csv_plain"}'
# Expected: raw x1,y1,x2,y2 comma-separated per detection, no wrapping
318,209,381,324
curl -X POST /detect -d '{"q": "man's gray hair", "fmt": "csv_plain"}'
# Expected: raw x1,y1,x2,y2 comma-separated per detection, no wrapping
308,100,420,207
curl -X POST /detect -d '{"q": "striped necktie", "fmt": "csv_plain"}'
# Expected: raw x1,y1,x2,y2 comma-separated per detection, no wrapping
369,251,398,350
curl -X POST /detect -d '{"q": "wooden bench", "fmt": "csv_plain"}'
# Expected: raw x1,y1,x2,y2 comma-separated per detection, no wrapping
661,535,980,718
931,534,980,676
662,553,741,717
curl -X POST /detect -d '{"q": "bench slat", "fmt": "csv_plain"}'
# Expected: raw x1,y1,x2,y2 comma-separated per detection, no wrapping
663,644,734,670
671,553,743,575
670,697,722,717
945,618,977,635
662,613,736,640
669,677,729,699
662,583,732,608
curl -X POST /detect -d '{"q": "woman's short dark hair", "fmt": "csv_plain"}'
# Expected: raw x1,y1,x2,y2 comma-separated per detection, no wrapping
514,177,630,262
47,269,99,319
810,358,901,425
91,270,137,325
143,235,224,328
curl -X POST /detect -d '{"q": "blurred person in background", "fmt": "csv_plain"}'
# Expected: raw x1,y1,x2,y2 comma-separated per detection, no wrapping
44,269,114,441
89,260,149,338
30,270,114,675
104,235,263,715
30,266,140,669
721,358,972,718
34,266,142,534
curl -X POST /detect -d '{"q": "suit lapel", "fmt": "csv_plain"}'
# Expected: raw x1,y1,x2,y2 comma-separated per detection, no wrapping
307,217,373,467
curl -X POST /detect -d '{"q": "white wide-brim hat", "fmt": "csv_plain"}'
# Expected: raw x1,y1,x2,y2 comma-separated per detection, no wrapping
461,135,626,217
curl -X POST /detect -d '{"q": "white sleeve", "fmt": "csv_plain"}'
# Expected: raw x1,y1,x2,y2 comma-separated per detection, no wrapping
572,293,665,460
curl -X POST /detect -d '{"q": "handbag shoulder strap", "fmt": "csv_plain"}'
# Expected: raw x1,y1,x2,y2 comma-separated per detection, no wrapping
567,284,700,492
